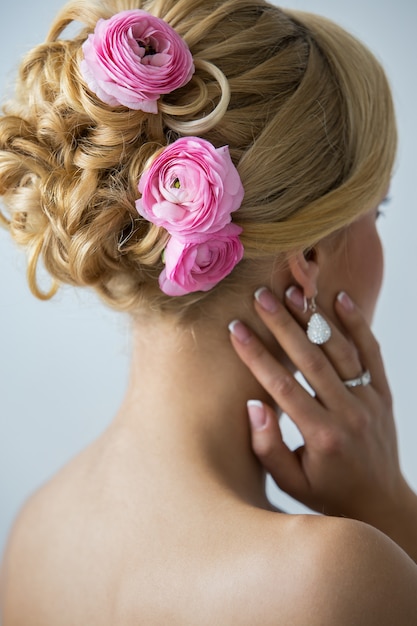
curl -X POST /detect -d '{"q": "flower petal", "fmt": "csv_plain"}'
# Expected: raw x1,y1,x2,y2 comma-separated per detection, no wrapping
80,9,195,111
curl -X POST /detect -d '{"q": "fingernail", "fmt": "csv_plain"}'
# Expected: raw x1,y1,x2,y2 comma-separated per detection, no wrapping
285,285,305,311
337,291,354,312
254,287,279,313
228,319,252,344
247,400,267,430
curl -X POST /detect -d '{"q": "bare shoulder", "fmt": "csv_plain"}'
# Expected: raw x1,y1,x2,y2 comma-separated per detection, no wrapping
250,513,417,625
0,445,100,625
1,485,51,625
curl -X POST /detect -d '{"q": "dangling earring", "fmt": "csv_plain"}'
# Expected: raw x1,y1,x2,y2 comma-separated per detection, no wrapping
306,295,332,345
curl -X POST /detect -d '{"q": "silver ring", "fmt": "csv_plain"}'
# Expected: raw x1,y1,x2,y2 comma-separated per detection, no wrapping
342,369,371,388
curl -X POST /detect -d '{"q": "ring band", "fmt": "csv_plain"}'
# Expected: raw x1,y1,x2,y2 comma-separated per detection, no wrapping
342,369,371,388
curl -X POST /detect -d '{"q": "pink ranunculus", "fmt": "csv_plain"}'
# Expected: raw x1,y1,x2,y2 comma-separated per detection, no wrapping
159,224,244,296
80,10,194,112
136,137,245,237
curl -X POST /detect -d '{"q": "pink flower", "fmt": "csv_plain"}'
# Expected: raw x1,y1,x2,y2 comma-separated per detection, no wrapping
135,136,245,296
136,137,244,236
80,10,194,112
159,225,244,296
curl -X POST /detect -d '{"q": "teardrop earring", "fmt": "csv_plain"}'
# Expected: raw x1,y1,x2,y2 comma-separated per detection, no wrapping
306,296,332,345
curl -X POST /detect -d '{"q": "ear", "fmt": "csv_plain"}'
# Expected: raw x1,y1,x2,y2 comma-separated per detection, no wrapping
287,250,319,300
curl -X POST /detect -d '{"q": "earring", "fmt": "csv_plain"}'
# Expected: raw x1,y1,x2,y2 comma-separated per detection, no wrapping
306,296,332,345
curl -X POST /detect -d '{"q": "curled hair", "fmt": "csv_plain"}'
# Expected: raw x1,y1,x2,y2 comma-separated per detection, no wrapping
0,0,396,314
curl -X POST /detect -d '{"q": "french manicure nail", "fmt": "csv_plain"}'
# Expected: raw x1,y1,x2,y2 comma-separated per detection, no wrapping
285,285,305,311
337,291,354,312
228,319,252,344
254,287,279,313
247,400,267,430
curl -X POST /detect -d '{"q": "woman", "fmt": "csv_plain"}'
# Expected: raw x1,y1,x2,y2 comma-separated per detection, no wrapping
1,0,417,623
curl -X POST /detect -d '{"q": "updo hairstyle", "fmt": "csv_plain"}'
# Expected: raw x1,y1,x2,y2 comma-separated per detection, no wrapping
0,0,396,316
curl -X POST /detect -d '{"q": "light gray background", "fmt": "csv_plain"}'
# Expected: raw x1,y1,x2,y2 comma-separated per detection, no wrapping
0,0,416,555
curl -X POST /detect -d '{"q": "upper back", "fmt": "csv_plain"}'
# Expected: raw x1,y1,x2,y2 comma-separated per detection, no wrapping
2,444,417,625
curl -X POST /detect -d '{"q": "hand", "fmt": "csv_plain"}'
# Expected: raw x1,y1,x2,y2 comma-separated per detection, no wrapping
229,286,417,560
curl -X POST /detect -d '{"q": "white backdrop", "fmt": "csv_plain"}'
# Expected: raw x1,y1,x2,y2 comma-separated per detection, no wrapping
1,0,416,554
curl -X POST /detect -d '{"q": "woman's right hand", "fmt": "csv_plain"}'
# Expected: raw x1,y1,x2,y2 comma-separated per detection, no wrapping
229,286,417,562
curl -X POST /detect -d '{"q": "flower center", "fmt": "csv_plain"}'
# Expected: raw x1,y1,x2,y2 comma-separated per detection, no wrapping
137,39,157,56
171,177,181,189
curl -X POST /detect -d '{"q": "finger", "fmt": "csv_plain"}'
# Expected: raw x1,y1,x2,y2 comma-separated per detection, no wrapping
250,288,350,408
247,400,309,498
229,320,326,434
334,291,391,400
283,285,365,383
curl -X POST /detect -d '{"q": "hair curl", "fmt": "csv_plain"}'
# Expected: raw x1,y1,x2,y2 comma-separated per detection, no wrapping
0,0,396,316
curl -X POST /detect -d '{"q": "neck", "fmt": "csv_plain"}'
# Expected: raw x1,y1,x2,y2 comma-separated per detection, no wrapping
113,312,275,508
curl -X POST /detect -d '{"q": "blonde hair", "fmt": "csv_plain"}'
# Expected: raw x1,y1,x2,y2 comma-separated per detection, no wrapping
0,0,396,315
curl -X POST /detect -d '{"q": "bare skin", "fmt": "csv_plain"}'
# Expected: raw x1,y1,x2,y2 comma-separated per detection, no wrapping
231,287,417,563
2,211,417,623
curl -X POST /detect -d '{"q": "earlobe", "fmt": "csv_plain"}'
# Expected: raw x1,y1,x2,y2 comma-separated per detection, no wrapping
287,250,319,299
